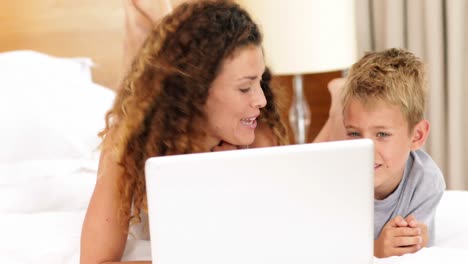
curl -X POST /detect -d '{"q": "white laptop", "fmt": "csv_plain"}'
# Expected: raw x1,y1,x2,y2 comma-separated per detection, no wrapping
145,139,374,264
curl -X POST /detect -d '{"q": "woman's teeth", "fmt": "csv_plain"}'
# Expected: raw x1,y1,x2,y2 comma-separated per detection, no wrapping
241,117,256,125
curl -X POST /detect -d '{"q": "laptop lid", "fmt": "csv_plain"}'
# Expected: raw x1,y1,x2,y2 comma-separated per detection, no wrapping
145,139,374,264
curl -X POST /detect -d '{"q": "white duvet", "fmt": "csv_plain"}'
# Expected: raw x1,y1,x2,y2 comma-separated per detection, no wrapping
1,158,468,264
0,159,94,264
0,158,152,263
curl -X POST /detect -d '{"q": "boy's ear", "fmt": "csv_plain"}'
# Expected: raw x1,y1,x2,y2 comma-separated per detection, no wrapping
410,119,430,150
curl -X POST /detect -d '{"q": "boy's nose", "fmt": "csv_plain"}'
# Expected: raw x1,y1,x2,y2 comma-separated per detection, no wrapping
372,140,382,160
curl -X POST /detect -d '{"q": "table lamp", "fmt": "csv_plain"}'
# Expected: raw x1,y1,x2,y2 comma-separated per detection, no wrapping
237,0,358,143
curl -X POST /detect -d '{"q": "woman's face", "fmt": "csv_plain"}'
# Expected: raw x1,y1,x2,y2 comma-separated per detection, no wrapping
203,45,267,149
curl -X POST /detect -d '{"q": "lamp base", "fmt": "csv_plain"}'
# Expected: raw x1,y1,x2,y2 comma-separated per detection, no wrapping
289,74,311,144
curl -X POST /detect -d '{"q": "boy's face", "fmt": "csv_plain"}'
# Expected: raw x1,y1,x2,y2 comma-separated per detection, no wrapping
343,99,417,199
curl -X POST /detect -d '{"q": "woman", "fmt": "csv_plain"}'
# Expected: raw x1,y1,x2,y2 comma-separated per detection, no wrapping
80,1,288,263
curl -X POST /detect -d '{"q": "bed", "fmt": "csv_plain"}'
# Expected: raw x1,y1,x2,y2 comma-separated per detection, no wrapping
1,1,468,264
1,49,468,264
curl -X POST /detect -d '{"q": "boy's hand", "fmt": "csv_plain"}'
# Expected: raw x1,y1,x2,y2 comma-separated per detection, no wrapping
374,215,423,258
404,215,429,248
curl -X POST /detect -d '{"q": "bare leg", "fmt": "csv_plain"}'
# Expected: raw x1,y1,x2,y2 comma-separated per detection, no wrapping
313,77,347,142
132,0,173,22
122,0,173,77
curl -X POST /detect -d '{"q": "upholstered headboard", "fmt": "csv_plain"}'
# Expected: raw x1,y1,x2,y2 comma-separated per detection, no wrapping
0,0,124,90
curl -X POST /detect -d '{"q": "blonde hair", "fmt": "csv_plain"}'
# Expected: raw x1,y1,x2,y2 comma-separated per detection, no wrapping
342,48,427,130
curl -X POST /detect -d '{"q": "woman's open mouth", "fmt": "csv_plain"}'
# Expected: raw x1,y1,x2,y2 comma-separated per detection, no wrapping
241,117,257,128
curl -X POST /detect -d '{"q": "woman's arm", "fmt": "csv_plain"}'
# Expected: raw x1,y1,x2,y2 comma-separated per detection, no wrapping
80,1,178,262
80,131,148,264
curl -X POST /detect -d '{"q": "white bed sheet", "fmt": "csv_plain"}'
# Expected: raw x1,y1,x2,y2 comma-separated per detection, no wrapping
0,211,85,264
0,158,95,264
1,157,467,264
0,158,152,264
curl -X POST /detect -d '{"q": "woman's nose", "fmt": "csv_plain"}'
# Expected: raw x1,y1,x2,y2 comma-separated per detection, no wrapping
251,85,267,109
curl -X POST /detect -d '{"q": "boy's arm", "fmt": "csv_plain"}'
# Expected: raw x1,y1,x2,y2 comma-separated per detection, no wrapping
374,215,423,258
405,189,444,246
375,188,443,258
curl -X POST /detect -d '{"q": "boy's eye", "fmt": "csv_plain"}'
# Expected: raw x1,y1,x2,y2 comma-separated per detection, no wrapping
346,131,360,137
376,132,390,138
239,88,250,93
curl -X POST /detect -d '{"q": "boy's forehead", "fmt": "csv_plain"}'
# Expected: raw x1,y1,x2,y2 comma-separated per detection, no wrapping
345,96,393,111
359,97,394,111
345,98,410,127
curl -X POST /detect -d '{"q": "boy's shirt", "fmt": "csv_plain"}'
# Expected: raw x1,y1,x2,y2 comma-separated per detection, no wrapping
374,149,446,246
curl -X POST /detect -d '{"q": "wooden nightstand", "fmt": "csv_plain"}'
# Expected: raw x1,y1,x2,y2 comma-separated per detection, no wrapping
272,71,342,144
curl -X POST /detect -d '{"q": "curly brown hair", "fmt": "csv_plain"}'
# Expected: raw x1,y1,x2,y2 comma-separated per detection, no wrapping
100,0,288,227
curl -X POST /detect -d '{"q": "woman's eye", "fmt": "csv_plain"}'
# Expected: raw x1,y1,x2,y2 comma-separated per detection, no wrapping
239,88,250,93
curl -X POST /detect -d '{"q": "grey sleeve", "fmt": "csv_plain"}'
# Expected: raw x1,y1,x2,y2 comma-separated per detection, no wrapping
403,150,447,246
407,189,445,246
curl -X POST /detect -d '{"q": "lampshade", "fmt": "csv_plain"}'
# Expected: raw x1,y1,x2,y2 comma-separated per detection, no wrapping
237,0,358,75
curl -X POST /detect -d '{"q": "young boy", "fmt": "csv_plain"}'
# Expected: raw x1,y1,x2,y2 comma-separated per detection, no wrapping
341,48,446,258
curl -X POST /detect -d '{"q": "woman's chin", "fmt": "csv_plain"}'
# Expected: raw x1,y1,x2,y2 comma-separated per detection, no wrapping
229,136,255,147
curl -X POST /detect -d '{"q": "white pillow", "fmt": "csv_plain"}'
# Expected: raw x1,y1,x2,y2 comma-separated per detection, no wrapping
0,50,115,162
